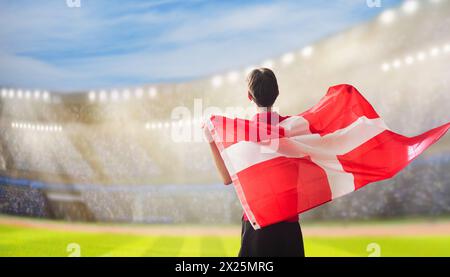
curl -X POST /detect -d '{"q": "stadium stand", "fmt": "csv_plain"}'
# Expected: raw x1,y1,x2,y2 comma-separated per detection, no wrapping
0,0,449,223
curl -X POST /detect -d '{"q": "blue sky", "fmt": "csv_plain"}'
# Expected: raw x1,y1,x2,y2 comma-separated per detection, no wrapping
0,0,402,92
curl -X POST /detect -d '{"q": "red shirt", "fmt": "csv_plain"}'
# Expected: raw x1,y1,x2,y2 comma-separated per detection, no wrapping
241,111,299,223
243,213,299,222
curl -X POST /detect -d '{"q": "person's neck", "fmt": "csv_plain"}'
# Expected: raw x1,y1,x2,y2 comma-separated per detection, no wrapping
257,106,272,113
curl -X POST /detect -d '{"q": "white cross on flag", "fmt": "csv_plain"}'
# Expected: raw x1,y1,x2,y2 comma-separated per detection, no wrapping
205,84,450,230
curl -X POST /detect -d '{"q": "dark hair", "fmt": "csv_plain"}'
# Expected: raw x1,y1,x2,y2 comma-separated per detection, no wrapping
247,68,279,107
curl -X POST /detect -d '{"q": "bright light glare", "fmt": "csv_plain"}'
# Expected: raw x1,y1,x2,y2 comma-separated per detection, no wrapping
99,90,107,102
379,9,396,24
122,89,130,100
301,46,314,58
42,91,50,102
111,90,119,101
393,59,402,68
211,75,223,88
227,71,239,83
148,87,158,98
135,88,144,98
417,52,426,61
402,0,419,15
430,47,440,57
34,90,41,100
88,91,96,102
405,56,414,65
444,44,450,53
281,52,295,65
261,59,274,68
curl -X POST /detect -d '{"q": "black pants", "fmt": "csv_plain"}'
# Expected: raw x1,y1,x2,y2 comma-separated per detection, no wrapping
238,220,305,257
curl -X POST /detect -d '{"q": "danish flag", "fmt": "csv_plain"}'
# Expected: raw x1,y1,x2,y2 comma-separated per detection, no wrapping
205,84,450,229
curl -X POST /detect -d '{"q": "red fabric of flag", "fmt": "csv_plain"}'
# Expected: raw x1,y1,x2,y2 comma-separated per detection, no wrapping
206,84,450,229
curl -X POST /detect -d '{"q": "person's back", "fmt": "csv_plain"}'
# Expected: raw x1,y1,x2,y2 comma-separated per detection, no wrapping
205,68,305,257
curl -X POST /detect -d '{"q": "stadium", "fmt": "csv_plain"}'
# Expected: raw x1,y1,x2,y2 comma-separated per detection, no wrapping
1,0,450,257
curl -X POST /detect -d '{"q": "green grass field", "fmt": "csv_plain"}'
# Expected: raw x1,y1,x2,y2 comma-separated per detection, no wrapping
1,218,450,257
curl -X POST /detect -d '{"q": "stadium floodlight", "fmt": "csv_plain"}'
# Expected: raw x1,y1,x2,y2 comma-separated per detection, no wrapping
281,52,295,65
17,90,23,99
417,51,427,61
88,91,96,102
430,47,440,57
42,91,50,102
301,46,314,58
25,91,31,100
34,90,41,100
227,71,239,83
379,9,396,24
8,89,14,99
405,56,415,65
381,63,391,72
1,89,6,98
148,87,158,99
122,89,131,100
393,59,402,68
211,75,223,88
111,89,120,102
261,59,274,68
402,0,419,15
444,44,450,53
135,87,144,99
99,90,107,102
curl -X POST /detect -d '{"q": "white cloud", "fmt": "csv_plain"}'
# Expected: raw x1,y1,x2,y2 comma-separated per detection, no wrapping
0,0,395,91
